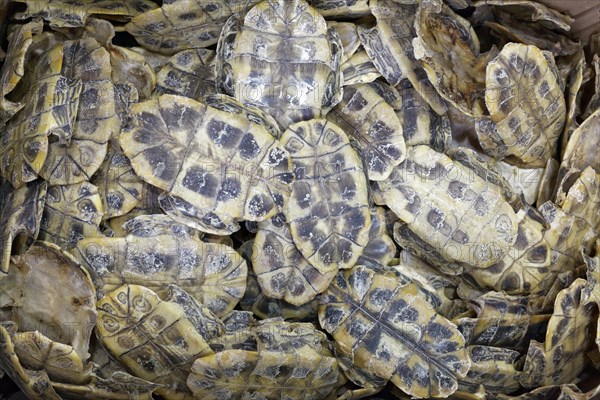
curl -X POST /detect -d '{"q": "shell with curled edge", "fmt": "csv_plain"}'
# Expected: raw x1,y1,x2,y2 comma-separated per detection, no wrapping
0,241,97,362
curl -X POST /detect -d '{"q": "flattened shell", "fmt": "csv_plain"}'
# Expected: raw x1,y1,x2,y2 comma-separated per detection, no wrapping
126,0,259,54
0,179,46,277
375,146,519,268
39,182,104,249
13,0,156,27
96,284,213,399
217,0,343,129
119,94,293,234
479,43,566,167
252,213,336,306
74,215,247,317
281,119,371,273
319,265,470,398
0,241,97,361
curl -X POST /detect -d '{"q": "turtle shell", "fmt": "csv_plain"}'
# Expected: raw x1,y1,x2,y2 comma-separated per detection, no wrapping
0,42,81,187
92,143,145,221
359,0,447,115
319,265,470,398
356,206,396,270
519,279,596,388
40,37,120,184
392,81,452,151
38,182,104,250
125,0,260,54
119,94,293,235
310,0,370,18
453,291,548,351
252,212,337,306
0,322,62,400
217,0,343,129
74,215,247,317
0,179,46,278
96,284,214,400
188,320,340,400
281,119,371,273
554,109,600,204
0,241,97,361
340,49,382,86
155,48,217,100
0,19,43,126
374,145,519,269
13,0,157,28
11,330,87,385
413,0,497,118
478,43,566,167
327,21,361,64
327,83,406,181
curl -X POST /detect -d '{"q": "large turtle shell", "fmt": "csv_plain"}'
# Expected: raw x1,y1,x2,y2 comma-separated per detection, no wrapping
319,265,470,398
281,119,371,273
96,284,214,400
216,0,343,129
74,215,247,317
0,241,97,361
374,145,519,269
119,94,293,234
478,43,566,167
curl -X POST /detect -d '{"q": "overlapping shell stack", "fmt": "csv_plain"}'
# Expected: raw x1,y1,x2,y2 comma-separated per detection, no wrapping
0,0,599,399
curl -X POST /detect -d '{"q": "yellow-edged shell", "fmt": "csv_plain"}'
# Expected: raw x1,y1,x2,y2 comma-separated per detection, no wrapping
252,213,337,306
39,181,104,249
480,43,566,167
12,331,87,384
319,265,470,398
217,0,343,129
281,119,371,273
119,94,293,235
13,0,157,28
0,322,62,400
375,145,519,269
0,19,43,126
0,179,46,278
156,48,217,100
126,0,260,54
96,284,213,400
74,215,247,317
327,83,406,181
360,0,447,115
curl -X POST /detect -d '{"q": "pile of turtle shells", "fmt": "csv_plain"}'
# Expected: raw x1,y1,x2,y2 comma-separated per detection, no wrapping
0,0,599,399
